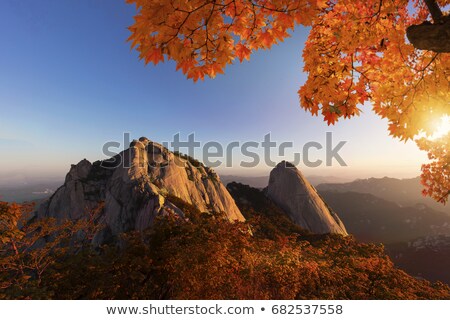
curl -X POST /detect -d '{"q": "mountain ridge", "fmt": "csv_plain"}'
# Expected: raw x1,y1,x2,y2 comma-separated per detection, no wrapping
319,190,450,244
317,176,450,215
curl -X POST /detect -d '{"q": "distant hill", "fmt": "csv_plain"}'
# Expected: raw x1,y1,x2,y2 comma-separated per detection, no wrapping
220,175,269,189
0,181,62,203
317,176,450,215
220,174,352,189
306,175,355,186
319,190,450,244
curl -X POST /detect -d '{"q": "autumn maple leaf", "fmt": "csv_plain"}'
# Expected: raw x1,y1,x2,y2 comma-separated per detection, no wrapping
144,48,164,65
235,43,251,63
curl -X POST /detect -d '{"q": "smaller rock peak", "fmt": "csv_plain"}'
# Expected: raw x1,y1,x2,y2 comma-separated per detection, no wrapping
267,161,348,236
66,159,92,183
78,158,91,166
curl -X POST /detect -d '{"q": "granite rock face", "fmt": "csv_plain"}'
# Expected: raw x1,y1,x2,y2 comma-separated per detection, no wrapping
38,137,245,243
266,161,348,235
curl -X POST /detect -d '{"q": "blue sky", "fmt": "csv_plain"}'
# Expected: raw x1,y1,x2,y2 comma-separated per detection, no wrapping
0,0,427,184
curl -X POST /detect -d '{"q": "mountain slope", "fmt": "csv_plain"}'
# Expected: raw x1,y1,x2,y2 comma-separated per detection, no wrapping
387,235,450,285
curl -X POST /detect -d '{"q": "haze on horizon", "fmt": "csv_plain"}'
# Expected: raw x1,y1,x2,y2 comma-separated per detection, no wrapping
0,0,428,188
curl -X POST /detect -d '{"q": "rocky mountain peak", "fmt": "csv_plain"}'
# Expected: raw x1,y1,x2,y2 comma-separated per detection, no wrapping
37,136,245,243
266,161,348,235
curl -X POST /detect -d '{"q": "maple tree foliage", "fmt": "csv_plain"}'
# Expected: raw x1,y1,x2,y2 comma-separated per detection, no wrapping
2,194,449,299
418,136,450,201
0,202,101,298
126,0,450,203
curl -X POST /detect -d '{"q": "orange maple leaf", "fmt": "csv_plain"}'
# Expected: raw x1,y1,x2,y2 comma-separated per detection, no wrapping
259,32,274,48
176,59,196,74
235,43,251,63
145,48,164,65
323,111,339,125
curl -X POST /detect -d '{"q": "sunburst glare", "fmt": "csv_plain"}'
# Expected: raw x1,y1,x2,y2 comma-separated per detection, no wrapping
430,115,450,140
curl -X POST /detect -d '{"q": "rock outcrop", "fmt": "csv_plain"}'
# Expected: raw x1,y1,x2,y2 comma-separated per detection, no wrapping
266,161,347,235
38,137,245,243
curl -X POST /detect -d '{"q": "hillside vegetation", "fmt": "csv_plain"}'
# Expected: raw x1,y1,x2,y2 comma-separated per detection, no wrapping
1,195,449,300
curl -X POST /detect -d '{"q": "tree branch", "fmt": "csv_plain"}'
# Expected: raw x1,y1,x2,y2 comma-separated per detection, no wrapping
424,0,444,23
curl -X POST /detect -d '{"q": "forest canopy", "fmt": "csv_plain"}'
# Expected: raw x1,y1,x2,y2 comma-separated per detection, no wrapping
1,196,449,299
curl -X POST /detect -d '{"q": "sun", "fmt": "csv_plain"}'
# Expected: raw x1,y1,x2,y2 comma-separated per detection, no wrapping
430,115,450,140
